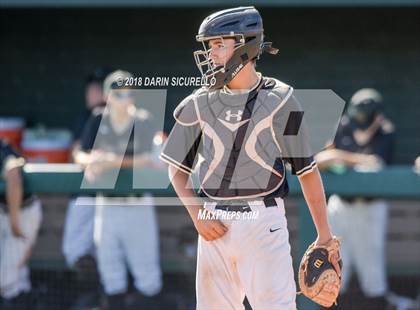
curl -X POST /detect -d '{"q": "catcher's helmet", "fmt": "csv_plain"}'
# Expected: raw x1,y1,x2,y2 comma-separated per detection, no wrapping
194,6,278,90
348,88,383,128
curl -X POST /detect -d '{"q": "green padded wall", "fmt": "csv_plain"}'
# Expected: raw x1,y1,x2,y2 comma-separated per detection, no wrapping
1,7,419,163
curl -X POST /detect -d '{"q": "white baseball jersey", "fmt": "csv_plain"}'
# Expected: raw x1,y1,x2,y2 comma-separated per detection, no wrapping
0,140,42,299
80,110,162,296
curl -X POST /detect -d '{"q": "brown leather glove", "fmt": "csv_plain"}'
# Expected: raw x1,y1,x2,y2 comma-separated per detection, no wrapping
298,236,342,308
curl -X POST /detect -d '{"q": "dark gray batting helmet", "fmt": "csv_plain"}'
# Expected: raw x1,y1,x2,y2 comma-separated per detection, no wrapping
193,6,278,90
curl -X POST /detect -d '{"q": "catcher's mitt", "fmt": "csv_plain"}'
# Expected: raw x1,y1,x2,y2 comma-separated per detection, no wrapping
298,236,342,308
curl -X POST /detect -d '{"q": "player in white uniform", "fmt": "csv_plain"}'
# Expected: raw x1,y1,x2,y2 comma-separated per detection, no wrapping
0,139,42,309
75,70,162,309
63,69,109,269
160,7,340,310
316,89,395,309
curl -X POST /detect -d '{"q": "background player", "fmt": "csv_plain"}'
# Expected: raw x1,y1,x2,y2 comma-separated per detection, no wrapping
75,70,162,309
160,7,341,309
316,88,395,309
0,139,42,309
62,68,110,309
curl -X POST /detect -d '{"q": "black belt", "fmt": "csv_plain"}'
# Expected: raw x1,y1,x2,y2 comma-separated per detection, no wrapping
215,197,278,213
215,205,253,212
0,195,37,213
340,197,374,204
100,194,144,198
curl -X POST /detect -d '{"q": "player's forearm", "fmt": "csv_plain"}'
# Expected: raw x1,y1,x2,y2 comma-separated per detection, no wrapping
123,154,155,168
168,165,203,220
315,149,342,170
5,167,24,216
298,167,333,244
118,155,136,168
70,142,81,163
316,149,372,168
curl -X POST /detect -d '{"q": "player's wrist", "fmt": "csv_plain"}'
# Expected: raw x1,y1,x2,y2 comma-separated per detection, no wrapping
185,204,204,221
315,232,333,246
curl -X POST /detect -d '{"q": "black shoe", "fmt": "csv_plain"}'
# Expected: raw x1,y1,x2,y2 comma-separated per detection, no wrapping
75,255,100,284
366,296,387,310
70,291,100,310
105,293,126,310
126,291,162,310
1,292,31,310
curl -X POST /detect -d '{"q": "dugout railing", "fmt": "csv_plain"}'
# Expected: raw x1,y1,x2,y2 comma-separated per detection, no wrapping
0,164,419,309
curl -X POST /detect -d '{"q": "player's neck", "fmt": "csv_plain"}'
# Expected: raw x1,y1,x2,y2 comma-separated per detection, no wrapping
109,107,135,133
226,63,260,90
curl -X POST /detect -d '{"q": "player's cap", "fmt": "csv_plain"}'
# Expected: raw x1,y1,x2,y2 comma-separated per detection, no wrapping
350,88,383,106
103,70,133,97
348,88,383,127
86,67,113,85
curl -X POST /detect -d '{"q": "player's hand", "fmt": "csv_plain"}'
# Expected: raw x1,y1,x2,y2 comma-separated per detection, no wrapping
192,212,228,241
85,162,116,181
85,151,119,181
363,154,384,169
352,153,383,171
315,236,341,278
10,214,25,239
326,247,342,278
85,162,106,182
414,156,420,173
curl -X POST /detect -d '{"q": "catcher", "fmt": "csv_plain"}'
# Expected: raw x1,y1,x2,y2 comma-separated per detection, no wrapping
160,6,341,309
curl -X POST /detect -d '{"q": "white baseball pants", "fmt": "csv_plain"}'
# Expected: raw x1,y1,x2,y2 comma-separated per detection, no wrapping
196,198,297,310
327,194,388,297
62,196,96,267
94,195,162,296
0,199,42,299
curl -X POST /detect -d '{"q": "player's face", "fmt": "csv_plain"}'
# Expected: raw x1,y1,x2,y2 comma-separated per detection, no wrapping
208,38,235,66
85,82,103,109
108,90,135,112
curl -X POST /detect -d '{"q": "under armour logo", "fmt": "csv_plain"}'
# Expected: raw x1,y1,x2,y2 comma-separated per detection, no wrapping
225,110,243,122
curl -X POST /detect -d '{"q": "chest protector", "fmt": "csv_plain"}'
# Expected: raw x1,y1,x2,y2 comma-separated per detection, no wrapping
175,78,294,200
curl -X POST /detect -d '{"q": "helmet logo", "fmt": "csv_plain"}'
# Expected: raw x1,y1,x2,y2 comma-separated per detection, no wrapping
231,63,244,79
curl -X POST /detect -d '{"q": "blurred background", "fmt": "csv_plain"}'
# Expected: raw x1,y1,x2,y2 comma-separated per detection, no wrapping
0,1,419,309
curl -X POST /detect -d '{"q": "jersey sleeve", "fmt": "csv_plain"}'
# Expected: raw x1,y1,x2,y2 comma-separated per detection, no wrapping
132,112,157,156
374,130,394,165
80,113,102,152
0,141,25,178
272,91,317,177
159,94,202,175
71,108,90,141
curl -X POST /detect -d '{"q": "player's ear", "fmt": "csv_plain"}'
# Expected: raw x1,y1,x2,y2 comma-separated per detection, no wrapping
103,91,110,104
